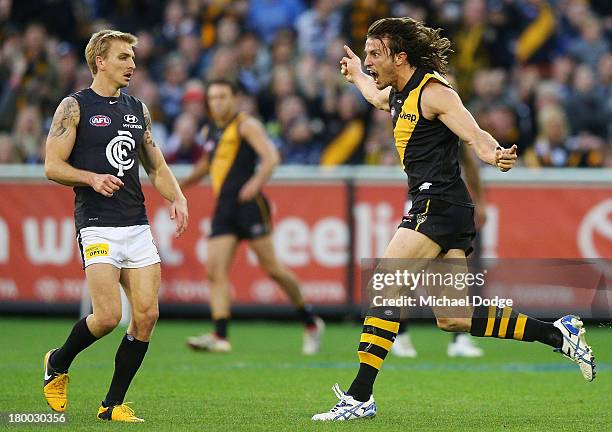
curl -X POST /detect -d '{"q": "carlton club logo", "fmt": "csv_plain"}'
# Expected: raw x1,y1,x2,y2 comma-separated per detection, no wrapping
90,115,111,127
106,130,135,177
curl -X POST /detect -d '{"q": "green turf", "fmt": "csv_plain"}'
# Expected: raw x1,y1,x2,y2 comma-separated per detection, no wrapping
1,318,610,431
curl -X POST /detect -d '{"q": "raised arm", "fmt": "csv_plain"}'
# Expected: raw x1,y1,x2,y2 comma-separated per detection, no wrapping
45,97,124,196
421,81,517,171
340,45,391,111
238,116,280,202
139,103,188,236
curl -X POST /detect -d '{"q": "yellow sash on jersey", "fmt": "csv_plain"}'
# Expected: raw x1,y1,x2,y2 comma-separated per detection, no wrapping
394,71,450,168
210,113,244,196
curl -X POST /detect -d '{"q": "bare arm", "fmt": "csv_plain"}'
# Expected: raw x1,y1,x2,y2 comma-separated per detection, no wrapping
180,125,210,190
44,97,124,196
139,103,188,236
460,144,487,227
460,144,484,203
421,82,517,171
238,116,280,202
340,45,390,111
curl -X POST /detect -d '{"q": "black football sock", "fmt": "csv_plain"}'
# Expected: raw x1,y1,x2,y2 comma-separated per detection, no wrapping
297,304,316,327
470,305,563,348
398,320,408,335
49,317,99,373
215,318,229,339
347,308,400,402
103,334,149,407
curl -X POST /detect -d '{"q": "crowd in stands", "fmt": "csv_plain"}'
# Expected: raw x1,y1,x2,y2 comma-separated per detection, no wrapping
0,0,609,167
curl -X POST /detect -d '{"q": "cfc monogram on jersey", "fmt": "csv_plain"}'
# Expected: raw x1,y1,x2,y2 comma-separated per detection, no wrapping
389,68,473,207
69,88,148,230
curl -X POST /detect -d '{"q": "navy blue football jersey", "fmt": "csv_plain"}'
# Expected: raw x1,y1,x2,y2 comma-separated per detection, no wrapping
69,88,148,230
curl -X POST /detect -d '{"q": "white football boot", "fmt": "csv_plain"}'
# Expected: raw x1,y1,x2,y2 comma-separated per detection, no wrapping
303,317,325,355
186,333,231,353
553,315,596,381
312,384,377,421
447,334,484,358
391,333,418,358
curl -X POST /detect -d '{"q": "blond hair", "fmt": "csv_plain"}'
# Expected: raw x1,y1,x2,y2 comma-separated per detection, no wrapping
85,29,138,76
537,106,568,140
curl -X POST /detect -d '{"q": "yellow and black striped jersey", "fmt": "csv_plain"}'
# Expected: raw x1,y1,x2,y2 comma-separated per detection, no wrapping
389,68,473,206
204,112,257,199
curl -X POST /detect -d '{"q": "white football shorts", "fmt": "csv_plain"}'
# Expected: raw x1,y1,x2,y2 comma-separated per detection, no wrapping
77,225,161,269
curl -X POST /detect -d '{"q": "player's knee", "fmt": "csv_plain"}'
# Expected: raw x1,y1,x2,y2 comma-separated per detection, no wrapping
436,317,466,332
95,312,122,334
207,266,228,284
132,306,158,337
135,306,159,328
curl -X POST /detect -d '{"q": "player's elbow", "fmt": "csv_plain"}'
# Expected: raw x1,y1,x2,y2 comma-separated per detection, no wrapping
264,147,281,168
44,159,58,181
270,151,281,168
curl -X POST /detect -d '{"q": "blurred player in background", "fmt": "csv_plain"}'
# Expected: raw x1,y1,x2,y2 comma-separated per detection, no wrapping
182,79,324,355
312,17,596,421
43,30,188,422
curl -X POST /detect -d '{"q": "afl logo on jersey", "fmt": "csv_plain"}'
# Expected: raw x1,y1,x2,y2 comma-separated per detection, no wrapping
106,130,135,177
90,115,112,127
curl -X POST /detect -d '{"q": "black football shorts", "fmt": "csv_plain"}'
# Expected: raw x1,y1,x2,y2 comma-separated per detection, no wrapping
399,197,476,255
210,194,272,240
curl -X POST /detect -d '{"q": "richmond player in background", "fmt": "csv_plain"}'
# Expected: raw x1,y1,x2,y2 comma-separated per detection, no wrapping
312,17,596,421
43,30,188,422
182,79,324,355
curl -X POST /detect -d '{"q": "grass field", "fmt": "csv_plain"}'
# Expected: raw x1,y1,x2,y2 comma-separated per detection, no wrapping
1,317,610,431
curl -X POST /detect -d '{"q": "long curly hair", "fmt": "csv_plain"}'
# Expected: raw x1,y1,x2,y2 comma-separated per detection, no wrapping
367,17,452,74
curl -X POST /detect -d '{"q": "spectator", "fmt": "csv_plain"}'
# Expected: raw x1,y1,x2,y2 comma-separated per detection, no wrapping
164,113,203,164
247,0,305,44
157,1,196,52
181,79,207,126
568,15,609,71
482,105,521,150
450,0,492,98
0,133,19,163
258,65,296,123
281,116,321,164
296,0,342,59
550,55,576,103
55,43,78,103
135,30,163,81
320,88,367,165
565,65,608,138
178,33,206,79
12,104,42,163
525,107,604,168
205,48,238,81
514,0,556,66
131,79,169,149
595,54,612,140
159,55,188,127
236,32,268,95
341,0,390,54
